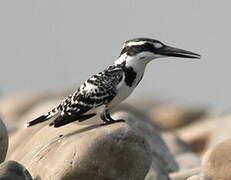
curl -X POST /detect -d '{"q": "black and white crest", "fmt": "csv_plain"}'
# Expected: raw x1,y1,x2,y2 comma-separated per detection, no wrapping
120,38,165,56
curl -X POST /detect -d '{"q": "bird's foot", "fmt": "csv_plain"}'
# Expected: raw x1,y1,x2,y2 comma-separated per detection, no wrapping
100,111,125,125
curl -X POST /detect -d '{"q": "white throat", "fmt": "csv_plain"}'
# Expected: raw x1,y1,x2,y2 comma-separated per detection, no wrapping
114,53,151,87
114,53,150,73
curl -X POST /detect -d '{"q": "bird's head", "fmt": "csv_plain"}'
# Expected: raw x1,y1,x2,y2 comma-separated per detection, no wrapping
115,38,200,66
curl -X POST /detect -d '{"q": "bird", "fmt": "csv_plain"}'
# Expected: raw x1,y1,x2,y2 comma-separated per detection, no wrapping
26,38,200,128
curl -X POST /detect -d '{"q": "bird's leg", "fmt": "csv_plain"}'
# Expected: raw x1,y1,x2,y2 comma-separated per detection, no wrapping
100,110,125,124
100,110,115,124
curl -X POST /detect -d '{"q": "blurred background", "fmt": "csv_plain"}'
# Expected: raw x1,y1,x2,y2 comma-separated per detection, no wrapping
0,0,230,111
1,2,231,179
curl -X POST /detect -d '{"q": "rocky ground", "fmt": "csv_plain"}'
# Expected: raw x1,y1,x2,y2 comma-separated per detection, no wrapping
0,89,230,180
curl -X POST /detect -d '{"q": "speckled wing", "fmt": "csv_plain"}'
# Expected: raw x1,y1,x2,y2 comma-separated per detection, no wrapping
49,66,124,127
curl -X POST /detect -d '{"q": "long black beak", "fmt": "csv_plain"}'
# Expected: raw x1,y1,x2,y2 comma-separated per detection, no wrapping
157,45,201,59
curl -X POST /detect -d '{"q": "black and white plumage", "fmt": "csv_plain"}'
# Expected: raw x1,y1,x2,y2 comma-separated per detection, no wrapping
26,38,200,128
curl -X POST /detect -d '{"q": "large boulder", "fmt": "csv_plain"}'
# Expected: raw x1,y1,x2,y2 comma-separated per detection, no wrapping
19,102,178,174
0,160,32,180
12,100,178,180
8,120,152,180
0,118,8,163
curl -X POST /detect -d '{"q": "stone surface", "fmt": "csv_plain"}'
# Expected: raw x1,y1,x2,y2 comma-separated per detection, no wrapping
176,153,201,170
147,104,206,129
112,111,178,173
8,121,152,180
202,138,231,180
0,118,8,163
110,111,178,180
0,160,32,180
161,132,191,156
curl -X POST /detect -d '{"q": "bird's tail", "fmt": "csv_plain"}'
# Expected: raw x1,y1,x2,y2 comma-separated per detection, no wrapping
26,115,49,127
49,113,96,128
26,108,59,127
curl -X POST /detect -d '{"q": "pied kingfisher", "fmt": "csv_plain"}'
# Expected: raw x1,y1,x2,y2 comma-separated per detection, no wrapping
26,38,200,128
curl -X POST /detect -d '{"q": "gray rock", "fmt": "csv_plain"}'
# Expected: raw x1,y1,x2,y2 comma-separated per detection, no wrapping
0,118,8,163
176,153,201,170
0,160,32,180
161,132,191,156
111,110,179,180
112,111,178,173
8,121,152,180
